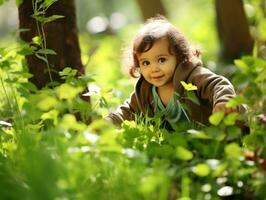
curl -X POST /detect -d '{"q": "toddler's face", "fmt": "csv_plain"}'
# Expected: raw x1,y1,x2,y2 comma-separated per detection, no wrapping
138,37,177,90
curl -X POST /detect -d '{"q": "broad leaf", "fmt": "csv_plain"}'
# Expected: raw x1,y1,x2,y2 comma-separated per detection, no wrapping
180,81,197,91
209,111,225,126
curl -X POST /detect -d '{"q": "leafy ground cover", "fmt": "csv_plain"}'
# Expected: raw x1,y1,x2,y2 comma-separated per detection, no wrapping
1,31,266,199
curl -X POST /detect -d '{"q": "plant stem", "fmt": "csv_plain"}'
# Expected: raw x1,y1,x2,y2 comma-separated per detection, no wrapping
32,0,53,83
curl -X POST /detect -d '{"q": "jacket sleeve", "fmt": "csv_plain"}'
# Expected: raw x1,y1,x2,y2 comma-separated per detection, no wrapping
106,92,140,126
187,66,236,107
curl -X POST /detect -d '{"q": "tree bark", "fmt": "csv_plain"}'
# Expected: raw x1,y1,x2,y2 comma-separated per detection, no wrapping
136,0,166,21
18,0,84,89
215,0,254,61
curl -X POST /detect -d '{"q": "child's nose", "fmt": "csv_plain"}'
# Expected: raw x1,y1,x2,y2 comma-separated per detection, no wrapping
151,63,160,72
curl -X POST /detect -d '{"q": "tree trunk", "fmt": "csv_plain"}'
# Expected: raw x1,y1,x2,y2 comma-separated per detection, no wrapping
136,0,166,21
18,0,84,89
215,0,254,61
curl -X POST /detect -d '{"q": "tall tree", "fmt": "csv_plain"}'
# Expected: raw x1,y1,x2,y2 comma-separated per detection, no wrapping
136,0,166,21
18,0,84,89
215,0,254,61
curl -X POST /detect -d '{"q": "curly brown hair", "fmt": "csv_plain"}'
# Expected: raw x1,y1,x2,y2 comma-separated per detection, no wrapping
127,15,200,78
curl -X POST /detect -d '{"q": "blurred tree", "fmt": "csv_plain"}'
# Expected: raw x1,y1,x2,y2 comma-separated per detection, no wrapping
136,0,166,20
18,0,84,89
215,0,254,61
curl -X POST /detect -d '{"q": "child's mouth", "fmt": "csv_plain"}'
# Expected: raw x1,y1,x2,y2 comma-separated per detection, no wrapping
151,75,164,80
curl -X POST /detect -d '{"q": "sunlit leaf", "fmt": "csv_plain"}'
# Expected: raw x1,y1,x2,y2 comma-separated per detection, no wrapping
41,109,59,125
59,67,77,77
2,141,17,152
139,175,160,194
225,143,242,159
192,163,210,177
32,36,42,45
258,19,266,40
175,146,193,160
180,81,197,91
56,83,83,100
60,114,86,131
209,111,225,126
37,96,58,111
234,59,249,73
212,162,228,177
226,96,246,108
224,112,239,126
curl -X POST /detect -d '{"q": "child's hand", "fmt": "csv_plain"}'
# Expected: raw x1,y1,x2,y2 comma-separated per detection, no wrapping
213,102,236,114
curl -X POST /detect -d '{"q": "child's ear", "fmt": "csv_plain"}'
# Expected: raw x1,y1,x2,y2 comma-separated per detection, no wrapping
137,67,141,74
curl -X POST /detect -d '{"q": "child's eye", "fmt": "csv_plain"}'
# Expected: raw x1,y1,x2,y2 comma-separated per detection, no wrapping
142,61,150,66
158,57,166,64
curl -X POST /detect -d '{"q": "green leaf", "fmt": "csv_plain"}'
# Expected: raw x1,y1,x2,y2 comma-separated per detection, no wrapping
32,36,42,45
166,133,187,147
226,96,246,108
204,126,225,140
224,112,239,126
225,143,242,159
37,96,58,111
139,175,161,194
242,134,264,150
99,96,108,108
36,48,56,55
43,15,65,24
185,91,200,105
56,83,83,100
258,19,266,40
192,163,210,177
41,109,59,125
180,81,197,91
212,162,228,177
175,146,193,160
209,111,225,126
226,126,241,141
59,67,77,77
159,145,174,158
234,59,249,73
60,114,85,131
2,141,17,152
18,45,36,56
40,0,58,10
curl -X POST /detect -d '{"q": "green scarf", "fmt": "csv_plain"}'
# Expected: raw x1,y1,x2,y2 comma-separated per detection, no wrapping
152,86,190,124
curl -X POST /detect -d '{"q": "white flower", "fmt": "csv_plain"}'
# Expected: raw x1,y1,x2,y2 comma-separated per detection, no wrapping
83,131,99,144
82,83,101,96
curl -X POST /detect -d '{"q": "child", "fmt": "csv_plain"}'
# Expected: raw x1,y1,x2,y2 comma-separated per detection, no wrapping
107,15,240,127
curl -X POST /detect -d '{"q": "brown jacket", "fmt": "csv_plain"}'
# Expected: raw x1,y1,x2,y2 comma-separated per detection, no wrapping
107,58,237,125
